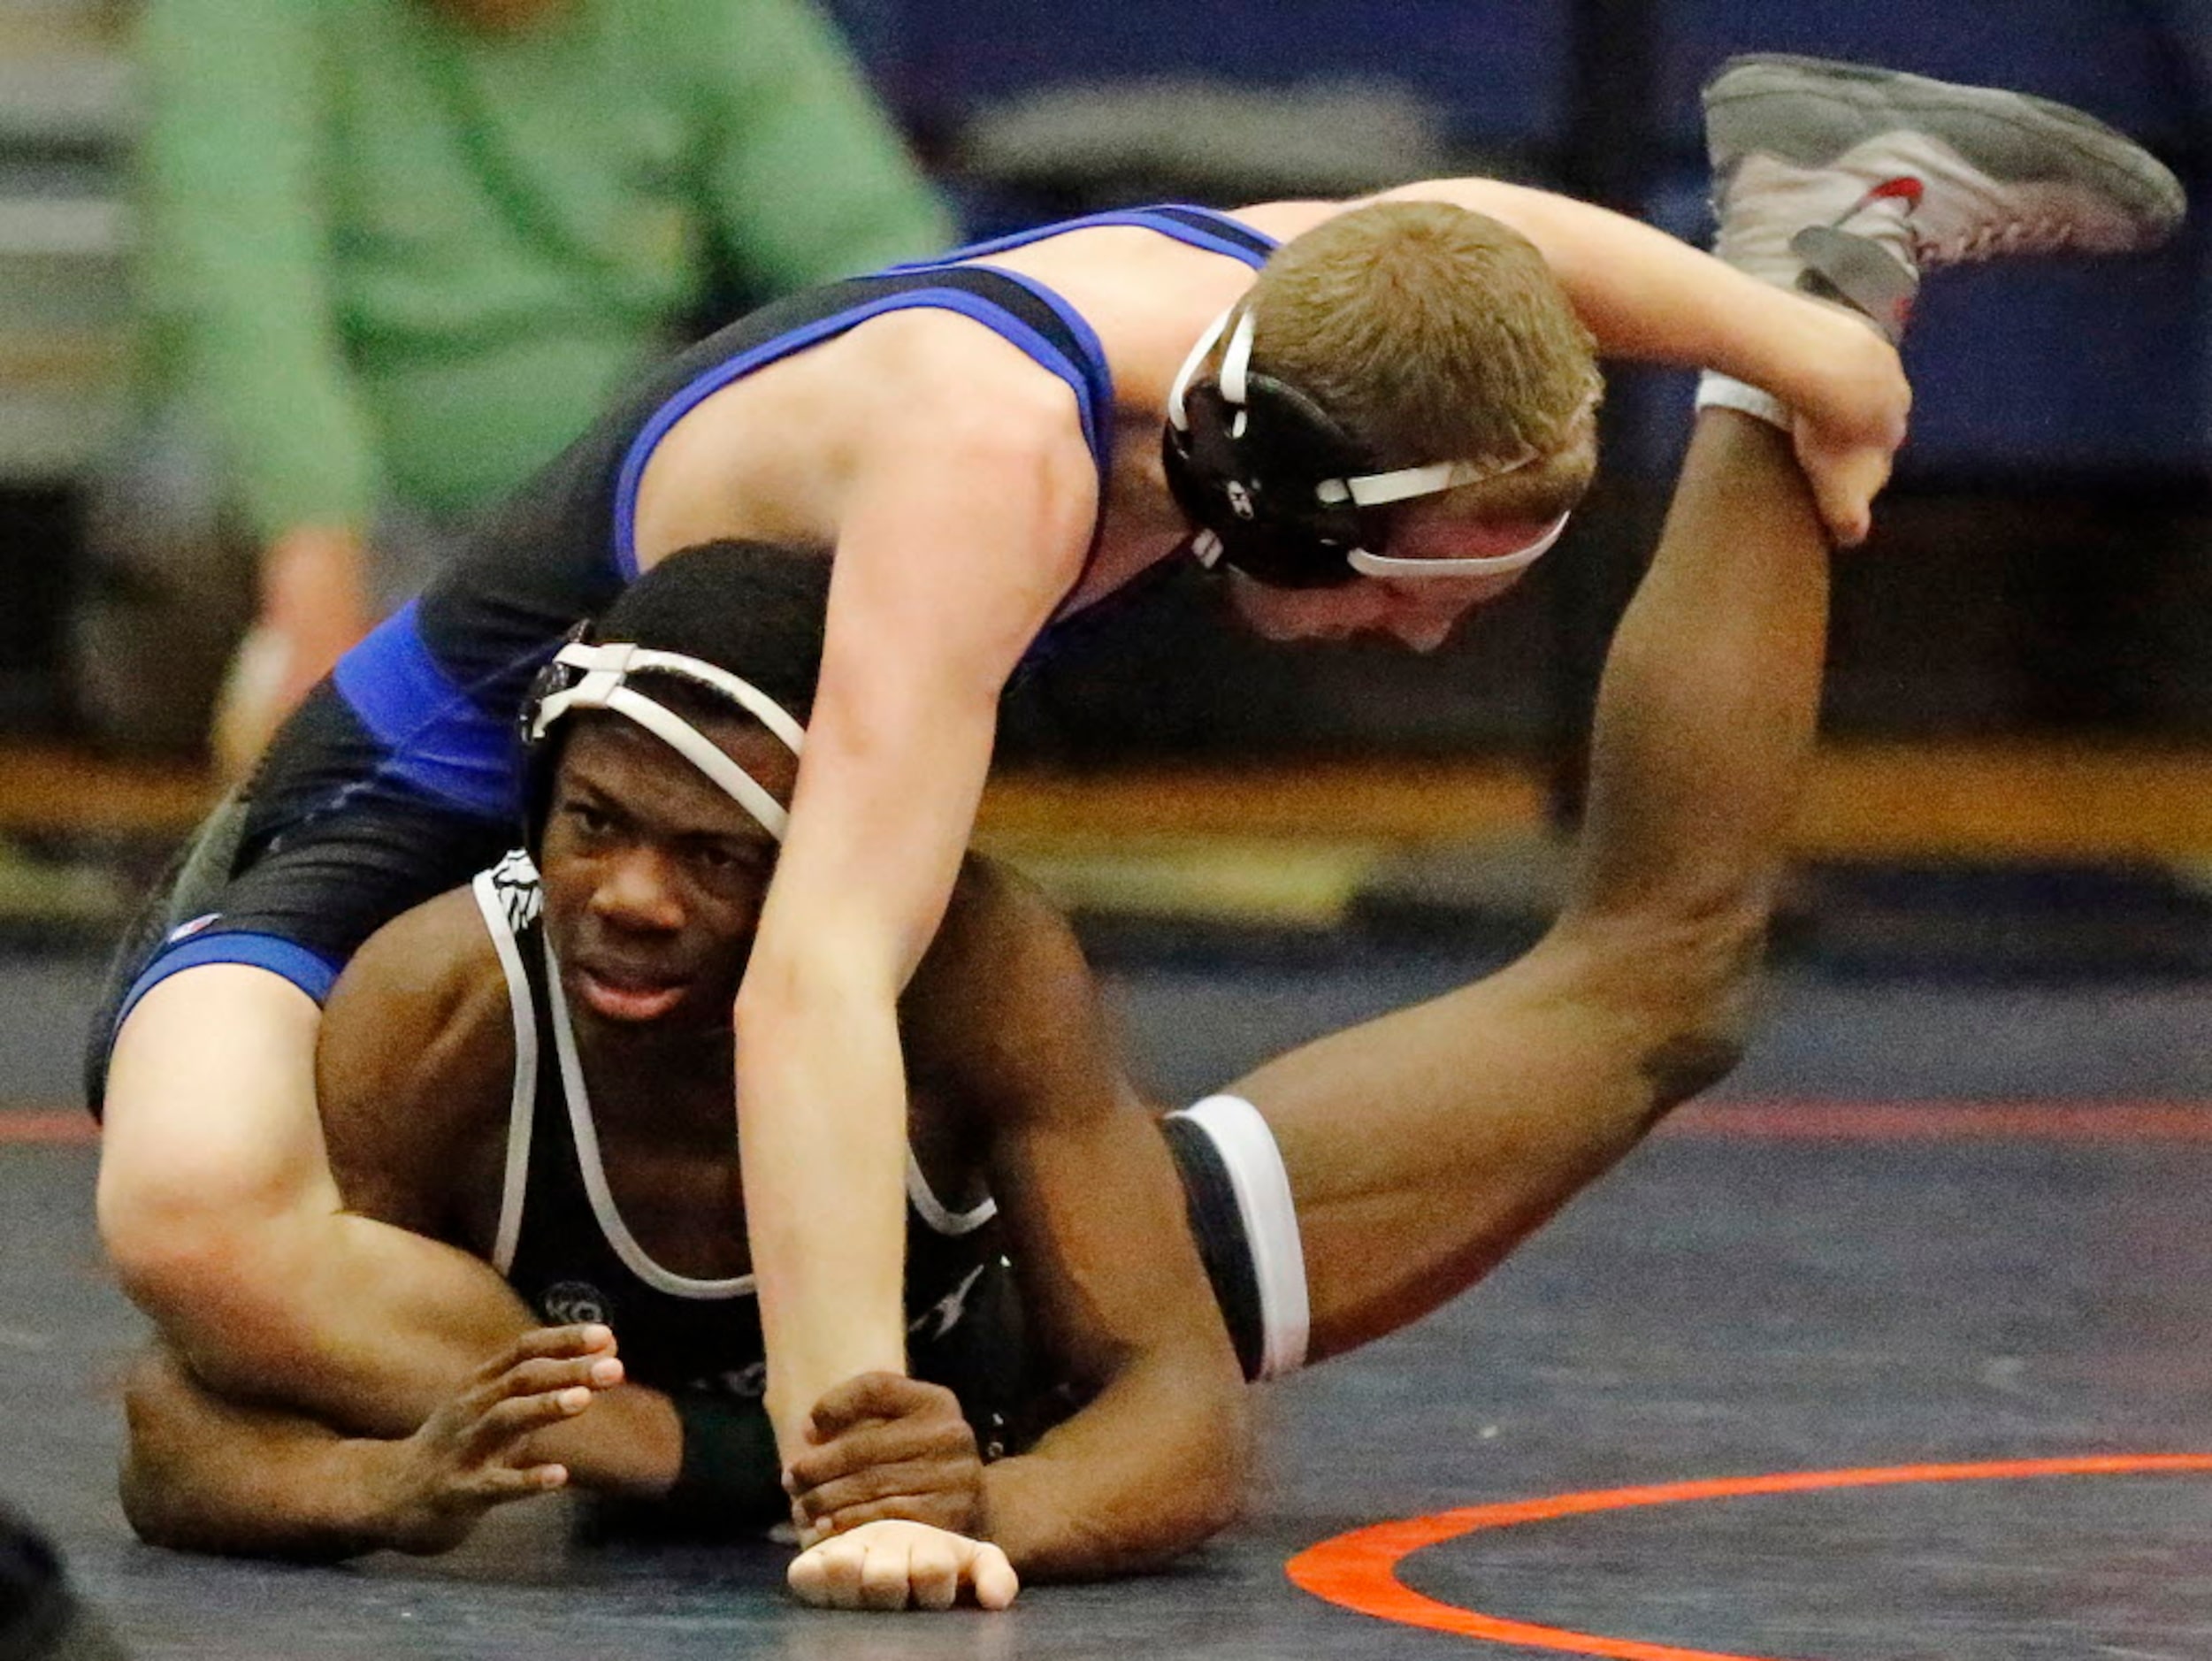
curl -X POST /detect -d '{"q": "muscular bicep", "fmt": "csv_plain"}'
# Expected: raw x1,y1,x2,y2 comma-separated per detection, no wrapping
913,869,1218,1387
315,887,512,1239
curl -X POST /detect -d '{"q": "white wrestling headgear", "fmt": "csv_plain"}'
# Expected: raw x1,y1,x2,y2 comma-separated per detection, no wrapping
524,640,805,841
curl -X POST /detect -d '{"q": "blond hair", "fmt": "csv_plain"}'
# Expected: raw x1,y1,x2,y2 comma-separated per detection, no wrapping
1244,199,1602,521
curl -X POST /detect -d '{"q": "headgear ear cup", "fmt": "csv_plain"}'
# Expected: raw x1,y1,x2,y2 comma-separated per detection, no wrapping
1162,376,1383,589
1164,300,1576,589
516,621,594,852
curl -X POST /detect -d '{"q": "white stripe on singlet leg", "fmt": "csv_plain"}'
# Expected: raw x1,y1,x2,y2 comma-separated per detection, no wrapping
1167,1093,1309,1379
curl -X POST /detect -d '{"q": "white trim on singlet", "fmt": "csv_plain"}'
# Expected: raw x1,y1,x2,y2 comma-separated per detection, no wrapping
540,934,758,1300
518,932,992,1300
471,856,993,1291
1167,1093,1310,1379
475,862,540,1278
905,1150,997,1236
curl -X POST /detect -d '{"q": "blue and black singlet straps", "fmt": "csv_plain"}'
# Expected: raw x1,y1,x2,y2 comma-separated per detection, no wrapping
609,205,1278,580
895,203,1279,273
610,264,1130,580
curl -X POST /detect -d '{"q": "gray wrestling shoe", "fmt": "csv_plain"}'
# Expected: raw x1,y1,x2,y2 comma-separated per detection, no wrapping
1705,54,2187,338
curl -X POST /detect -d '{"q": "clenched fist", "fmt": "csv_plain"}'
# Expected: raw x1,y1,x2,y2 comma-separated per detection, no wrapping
787,1519,1018,1611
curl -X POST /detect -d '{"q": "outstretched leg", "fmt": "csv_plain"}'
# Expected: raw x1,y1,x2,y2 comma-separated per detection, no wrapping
1236,408,1824,1365
1185,57,2184,1371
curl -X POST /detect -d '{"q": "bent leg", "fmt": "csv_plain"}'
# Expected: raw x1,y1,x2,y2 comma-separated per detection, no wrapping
98,967,601,1438
1230,410,1829,1365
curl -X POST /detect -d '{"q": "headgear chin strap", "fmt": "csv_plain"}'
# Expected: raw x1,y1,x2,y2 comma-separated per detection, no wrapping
522,639,805,842
1162,302,1574,590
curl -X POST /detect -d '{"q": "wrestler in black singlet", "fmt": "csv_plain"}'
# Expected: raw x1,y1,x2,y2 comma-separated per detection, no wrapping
468,851,1036,1491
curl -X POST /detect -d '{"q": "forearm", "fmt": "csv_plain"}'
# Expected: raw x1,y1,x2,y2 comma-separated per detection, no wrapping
979,1348,1249,1580
122,1345,685,1562
120,1349,410,1561
736,980,911,1457
1387,179,1877,401
244,1213,547,1435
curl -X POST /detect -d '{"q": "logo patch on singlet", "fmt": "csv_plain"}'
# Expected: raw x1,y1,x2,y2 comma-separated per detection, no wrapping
165,913,220,944
487,849,543,934
686,1360,769,1401
909,1261,989,1343
540,1279,613,1328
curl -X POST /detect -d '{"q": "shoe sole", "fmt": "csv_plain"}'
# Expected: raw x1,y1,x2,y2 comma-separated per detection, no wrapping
1704,53,2185,241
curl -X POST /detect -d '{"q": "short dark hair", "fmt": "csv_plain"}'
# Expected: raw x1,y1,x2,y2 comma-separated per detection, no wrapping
593,540,832,723
524,541,829,848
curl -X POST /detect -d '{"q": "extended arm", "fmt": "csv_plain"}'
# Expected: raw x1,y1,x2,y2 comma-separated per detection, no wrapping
1242,181,1908,542
119,1326,677,1561
789,866,1249,1584
725,371,1100,1463
1374,180,1903,444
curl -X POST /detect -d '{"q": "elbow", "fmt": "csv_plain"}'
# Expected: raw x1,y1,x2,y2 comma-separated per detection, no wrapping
117,1354,202,1553
1134,1345,1254,1567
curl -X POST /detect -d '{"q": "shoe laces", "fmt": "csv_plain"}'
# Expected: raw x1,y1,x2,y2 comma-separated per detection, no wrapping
1918,216,2072,263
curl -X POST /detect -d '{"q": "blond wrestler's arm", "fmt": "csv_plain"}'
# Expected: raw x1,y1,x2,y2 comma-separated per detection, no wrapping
117,893,684,1558
717,369,1100,1466
1240,185,1908,543
780,864,1246,1604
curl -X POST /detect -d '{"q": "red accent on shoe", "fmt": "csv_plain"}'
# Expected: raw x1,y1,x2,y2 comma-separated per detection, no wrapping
1868,175,1925,205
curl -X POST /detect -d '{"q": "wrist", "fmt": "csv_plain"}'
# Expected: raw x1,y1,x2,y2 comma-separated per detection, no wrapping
361,1437,455,1557
975,1459,1030,1562
666,1391,786,1527
1761,295,1895,417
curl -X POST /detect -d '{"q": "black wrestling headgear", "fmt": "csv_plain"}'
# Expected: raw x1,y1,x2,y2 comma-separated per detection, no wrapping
1160,302,1572,590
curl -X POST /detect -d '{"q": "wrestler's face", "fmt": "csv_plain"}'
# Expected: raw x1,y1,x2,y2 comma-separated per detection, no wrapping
537,715,793,1032
1221,514,1548,652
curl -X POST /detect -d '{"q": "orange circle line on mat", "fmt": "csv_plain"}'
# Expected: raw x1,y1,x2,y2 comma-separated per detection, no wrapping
1285,1454,2212,1661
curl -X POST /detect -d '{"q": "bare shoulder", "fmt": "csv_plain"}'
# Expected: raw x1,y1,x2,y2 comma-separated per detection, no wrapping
317,884,517,1217
921,855,1083,995
1230,198,1352,241
902,855,1121,1125
856,307,1097,456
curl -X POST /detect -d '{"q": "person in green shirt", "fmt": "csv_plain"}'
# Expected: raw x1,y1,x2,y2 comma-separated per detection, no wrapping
76,0,952,771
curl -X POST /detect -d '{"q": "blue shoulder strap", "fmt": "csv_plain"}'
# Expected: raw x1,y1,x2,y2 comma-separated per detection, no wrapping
892,203,1278,272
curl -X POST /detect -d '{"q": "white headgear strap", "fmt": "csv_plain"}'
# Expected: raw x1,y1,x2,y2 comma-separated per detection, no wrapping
1167,300,1573,577
529,641,804,842
1345,509,1573,579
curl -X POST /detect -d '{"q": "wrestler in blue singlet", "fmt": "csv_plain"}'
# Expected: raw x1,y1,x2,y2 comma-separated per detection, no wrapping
87,206,1278,1108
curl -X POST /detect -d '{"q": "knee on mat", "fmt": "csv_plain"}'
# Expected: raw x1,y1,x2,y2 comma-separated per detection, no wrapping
96,1160,310,1336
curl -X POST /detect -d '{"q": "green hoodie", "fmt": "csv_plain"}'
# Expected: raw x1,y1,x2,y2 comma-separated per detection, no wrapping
135,0,953,540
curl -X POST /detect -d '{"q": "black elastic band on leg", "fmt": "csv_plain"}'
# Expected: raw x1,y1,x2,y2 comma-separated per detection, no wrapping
1159,1114,1267,1382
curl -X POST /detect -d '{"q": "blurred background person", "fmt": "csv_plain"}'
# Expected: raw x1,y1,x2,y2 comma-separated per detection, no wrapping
71,0,952,776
